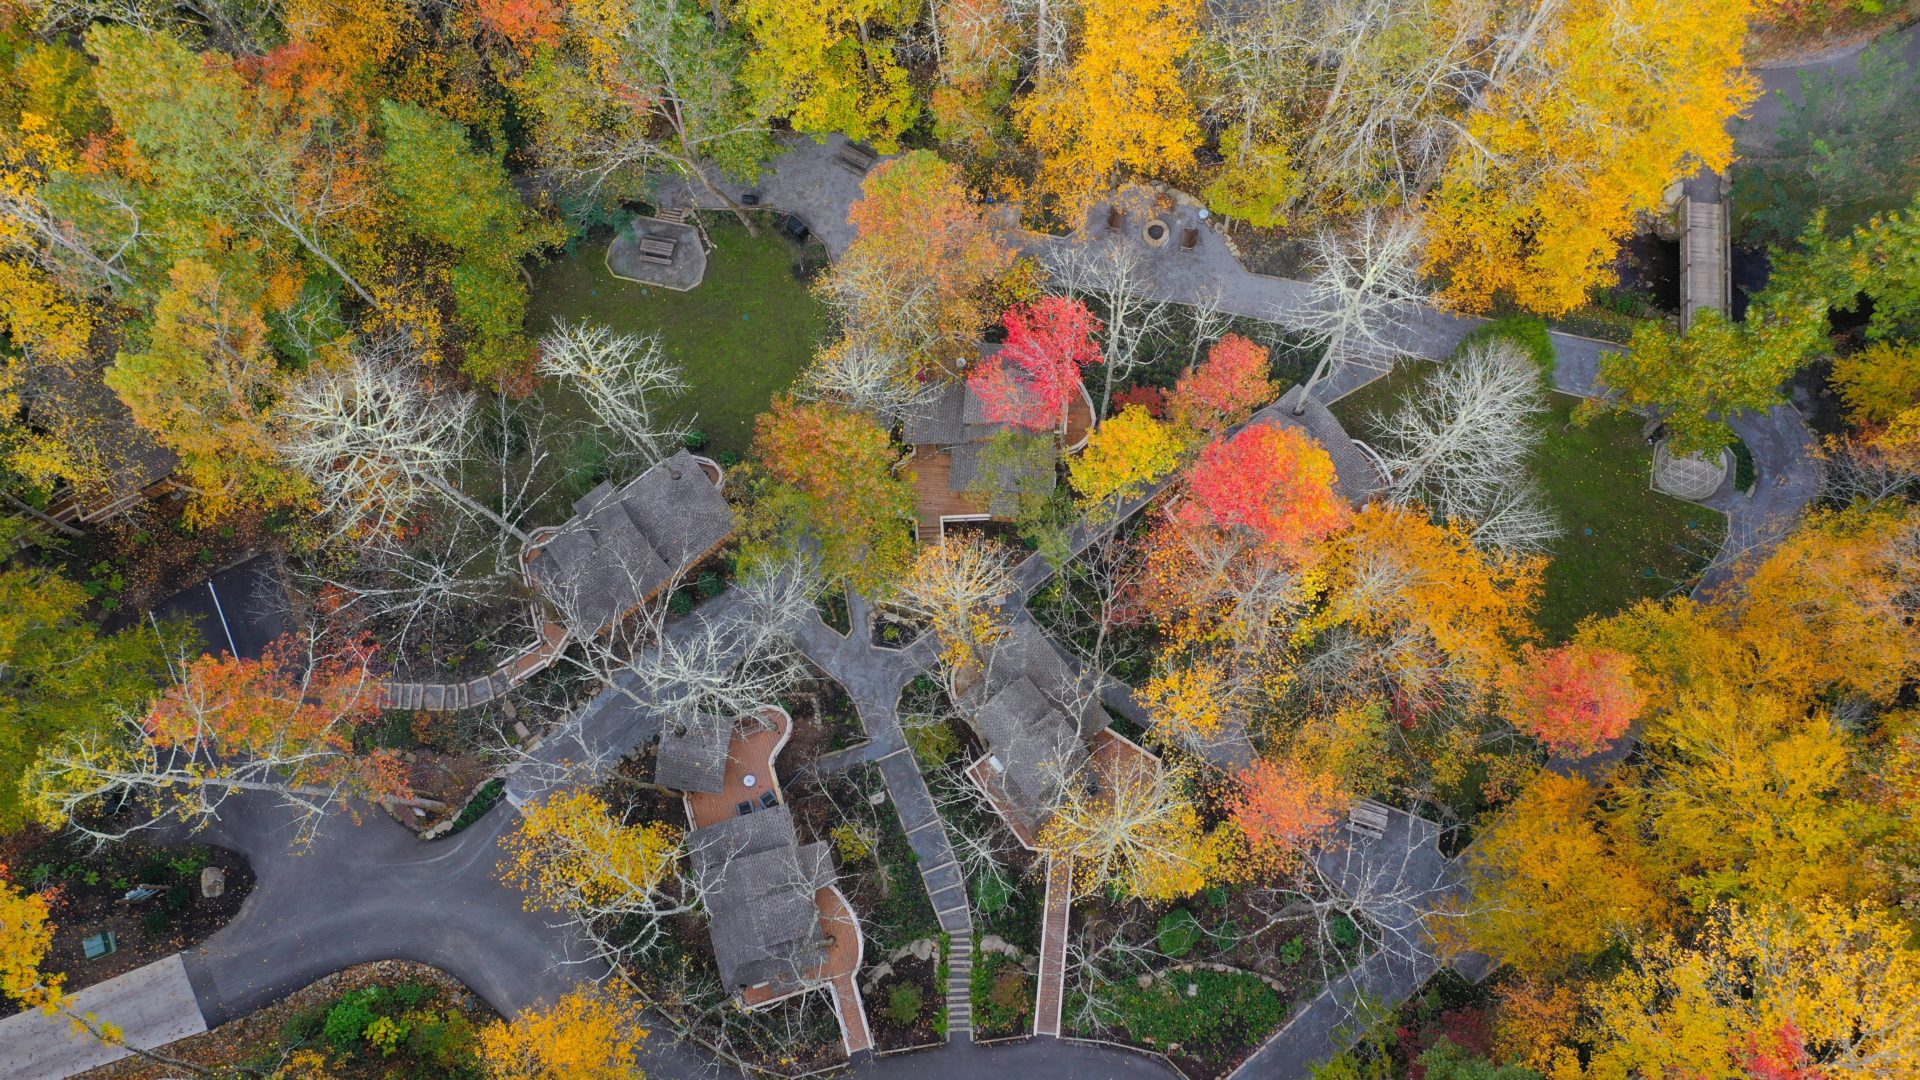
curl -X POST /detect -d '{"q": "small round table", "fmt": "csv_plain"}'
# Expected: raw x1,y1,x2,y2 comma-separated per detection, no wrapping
742,774,758,789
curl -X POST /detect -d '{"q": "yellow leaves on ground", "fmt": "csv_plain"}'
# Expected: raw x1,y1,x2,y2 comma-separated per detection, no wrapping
478,983,649,1080
499,789,683,914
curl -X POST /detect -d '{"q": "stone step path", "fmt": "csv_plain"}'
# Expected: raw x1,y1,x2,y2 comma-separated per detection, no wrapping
945,936,974,1042
1033,856,1072,1038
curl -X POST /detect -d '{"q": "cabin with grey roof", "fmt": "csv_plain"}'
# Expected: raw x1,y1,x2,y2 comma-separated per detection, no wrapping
525,449,733,632
686,805,837,997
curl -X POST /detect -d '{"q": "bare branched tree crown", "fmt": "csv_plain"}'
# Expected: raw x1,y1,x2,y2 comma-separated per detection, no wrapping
1293,211,1429,405
537,320,692,472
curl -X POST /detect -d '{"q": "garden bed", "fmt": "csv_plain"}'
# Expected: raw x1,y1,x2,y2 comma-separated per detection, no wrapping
865,952,942,1051
1075,967,1289,1079
80,960,493,1080
8,841,253,1008
972,945,1037,1038
785,666,866,753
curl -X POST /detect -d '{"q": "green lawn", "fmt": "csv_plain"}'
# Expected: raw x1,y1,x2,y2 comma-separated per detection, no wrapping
1331,363,1724,640
526,216,828,461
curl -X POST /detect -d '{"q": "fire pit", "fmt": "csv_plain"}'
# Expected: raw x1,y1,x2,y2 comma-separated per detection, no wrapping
1143,219,1170,247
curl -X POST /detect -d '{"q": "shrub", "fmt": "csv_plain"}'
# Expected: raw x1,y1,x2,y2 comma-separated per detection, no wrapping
323,989,382,1050
974,870,1013,915
449,779,506,834
143,908,172,934
1279,936,1307,965
390,982,434,1009
1157,909,1204,958
683,429,710,451
408,1011,477,1068
1460,315,1555,378
365,1014,409,1056
905,715,960,769
1331,914,1361,950
830,823,873,863
887,983,924,1026
282,1004,329,1046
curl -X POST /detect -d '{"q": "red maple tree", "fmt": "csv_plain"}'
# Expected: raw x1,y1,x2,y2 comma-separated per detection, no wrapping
1500,643,1646,756
1229,757,1348,868
969,297,1104,431
1179,423,1350,550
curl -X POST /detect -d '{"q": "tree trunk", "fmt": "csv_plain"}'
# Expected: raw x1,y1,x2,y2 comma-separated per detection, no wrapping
425,474,534,547
3,492,84,539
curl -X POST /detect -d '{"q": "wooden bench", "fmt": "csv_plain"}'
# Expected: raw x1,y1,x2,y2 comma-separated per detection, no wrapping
834,144,877,176
1107,205,1125,232
638,236,677,265
1180,226,1200,253
1347,799,1391,841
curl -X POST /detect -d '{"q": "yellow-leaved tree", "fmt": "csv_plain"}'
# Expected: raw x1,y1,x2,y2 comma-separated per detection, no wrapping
478,983,649,1080
1581,901,1920,1079
1014,0,1203,217
1067,404,1186,515
1036,755,1236,902
498,789,692,966
1424,0,1757,314
1443,771,1664,978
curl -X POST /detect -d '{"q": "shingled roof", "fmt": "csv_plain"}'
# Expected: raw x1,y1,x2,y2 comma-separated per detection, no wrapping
1250,386,1386,506
655,712,731,793
687,805,837,995
959,620,1109,837
527,450,733,631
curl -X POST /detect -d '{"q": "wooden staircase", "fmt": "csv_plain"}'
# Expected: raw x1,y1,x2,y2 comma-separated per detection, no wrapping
656,207,693,225
944,936,974,1041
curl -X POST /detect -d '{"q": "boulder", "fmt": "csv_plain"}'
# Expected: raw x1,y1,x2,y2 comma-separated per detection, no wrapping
1021,955,1039,974
911,938,937,962
1186,983,1199,998
200,866,225,899
1136,974,1153,988
861,962,894,992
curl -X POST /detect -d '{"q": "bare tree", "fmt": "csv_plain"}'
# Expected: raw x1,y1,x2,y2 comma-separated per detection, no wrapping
538,320,691,471
1366,339,1561,553
279,341,533,545
1291,211,1428,406
797,334,944,427
1047,235,1176,412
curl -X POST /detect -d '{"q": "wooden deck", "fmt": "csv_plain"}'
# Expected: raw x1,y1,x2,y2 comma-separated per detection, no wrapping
683,707,792,829
908,447,990,543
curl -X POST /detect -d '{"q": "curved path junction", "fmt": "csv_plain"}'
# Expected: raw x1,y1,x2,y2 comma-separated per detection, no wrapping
5,54,1857,1070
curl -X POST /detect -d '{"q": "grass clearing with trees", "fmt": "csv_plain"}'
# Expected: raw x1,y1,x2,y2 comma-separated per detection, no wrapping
1332,364,1723,639
527,214,829,461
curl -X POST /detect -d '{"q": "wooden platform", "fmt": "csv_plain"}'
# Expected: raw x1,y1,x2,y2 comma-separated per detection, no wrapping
1681,187,1729,331
908,448,990,543
1033,856,1073,1038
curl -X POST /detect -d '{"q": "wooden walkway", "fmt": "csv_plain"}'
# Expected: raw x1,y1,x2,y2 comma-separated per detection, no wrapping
1033,856,1073,1038
944,936,974,1041
1681,170,1730,331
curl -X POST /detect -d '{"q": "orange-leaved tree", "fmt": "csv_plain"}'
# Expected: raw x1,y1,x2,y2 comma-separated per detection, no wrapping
1166,334,1277,438
477,982,649,1080
1315,506,1542,705
970,297,1105,431
1229,756,1348,873
1499,644,1647,757
1179,423,1350,551
828,149,1017,369
26,634,412,845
